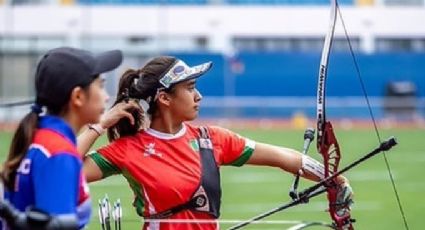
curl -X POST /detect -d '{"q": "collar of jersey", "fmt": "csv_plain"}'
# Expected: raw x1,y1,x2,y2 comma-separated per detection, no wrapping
145,123,187,140
38,115,76,145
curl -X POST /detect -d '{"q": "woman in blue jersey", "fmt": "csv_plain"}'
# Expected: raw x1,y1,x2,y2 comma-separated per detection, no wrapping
0,47,124,229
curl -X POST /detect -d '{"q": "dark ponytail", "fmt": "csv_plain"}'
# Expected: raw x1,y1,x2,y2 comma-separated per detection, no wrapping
107,69,145,142
107,56,177,142
1,111,39,190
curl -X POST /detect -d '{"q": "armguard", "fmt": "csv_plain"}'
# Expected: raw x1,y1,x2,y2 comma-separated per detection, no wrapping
301,155,325,180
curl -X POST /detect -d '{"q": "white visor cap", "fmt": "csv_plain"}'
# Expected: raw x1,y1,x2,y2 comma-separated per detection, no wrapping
159,59,212,88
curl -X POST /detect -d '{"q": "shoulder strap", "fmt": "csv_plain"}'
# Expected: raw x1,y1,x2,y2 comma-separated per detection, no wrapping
199,126,209,139
198,126,213,150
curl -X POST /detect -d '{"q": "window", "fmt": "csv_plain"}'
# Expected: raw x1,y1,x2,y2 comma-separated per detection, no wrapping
233,36,360,52
376,38,425,52
384,0,423,6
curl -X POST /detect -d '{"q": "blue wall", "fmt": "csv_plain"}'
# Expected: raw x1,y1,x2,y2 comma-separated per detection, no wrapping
166,52,425,118
171,52,425,98
169,52,226,96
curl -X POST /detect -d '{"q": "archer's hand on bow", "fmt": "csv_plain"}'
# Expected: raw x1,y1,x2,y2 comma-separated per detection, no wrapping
335,178,354,218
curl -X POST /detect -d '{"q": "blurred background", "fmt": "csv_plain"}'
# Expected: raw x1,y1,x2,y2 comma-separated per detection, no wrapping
0,0,424,229
0,0,424,125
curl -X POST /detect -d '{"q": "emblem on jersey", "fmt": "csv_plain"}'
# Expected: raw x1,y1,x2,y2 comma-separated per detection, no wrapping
189,139,200,152
144,143,162,157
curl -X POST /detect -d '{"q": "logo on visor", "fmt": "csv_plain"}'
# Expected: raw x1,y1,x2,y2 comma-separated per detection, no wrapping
160,65,189,88
159,60,209,88
173,66,185,75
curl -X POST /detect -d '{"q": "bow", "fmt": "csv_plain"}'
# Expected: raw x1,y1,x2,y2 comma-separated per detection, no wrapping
227,0,407,229
318,0,409,229
316,0,353,228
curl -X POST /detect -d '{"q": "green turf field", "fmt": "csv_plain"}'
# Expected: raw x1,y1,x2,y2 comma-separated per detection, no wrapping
1,127,424,229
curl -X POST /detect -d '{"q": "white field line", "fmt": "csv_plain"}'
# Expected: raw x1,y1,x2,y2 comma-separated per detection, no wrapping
89,217,318,225
90,201,381,220
91,169,400,188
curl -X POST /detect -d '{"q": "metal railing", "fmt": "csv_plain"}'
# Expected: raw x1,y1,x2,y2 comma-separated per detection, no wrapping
1,96,424,122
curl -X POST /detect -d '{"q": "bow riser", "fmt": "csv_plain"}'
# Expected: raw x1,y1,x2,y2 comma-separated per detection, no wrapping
319,122,354,230
318,122,340,179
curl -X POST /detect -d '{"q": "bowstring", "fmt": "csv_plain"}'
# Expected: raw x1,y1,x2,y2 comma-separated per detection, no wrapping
335,3,409,230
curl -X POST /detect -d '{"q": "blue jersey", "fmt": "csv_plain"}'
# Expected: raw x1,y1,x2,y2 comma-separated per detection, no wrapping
1,116,91,229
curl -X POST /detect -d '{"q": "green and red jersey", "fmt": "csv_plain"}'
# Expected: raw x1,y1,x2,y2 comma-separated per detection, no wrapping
89,123,255,230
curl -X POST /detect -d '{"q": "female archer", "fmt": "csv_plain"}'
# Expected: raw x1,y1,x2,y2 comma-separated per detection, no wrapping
78,56,354,230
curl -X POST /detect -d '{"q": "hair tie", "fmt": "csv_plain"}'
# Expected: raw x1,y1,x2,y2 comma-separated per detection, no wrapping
139,99,150,113
132,74,144,93
31,103,43,115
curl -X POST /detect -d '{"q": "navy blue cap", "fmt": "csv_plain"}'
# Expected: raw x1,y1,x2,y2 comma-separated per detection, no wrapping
35,47,123,108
